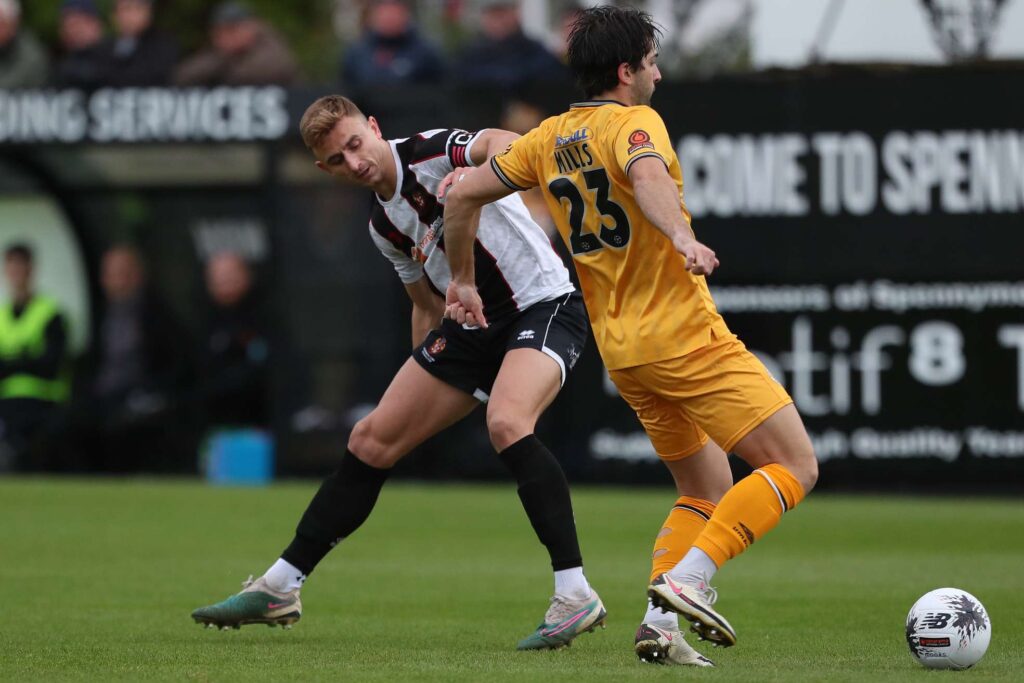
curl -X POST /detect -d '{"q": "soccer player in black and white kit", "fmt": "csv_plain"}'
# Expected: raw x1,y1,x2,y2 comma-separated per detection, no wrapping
191,95,606,650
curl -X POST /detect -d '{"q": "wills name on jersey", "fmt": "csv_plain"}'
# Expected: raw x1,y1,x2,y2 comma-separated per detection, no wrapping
490,102,727,370
369,128,573,321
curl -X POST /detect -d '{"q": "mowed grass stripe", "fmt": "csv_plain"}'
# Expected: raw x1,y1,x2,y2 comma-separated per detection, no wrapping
1,478,1021,681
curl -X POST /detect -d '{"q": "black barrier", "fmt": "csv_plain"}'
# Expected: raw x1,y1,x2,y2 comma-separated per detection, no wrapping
1,66,1022,490
545,65,1024,492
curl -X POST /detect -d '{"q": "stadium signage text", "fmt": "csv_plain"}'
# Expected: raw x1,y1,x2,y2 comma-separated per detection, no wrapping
679,130,1024,218
590,427,1024,464
0,87,289,144
585,279,1024,465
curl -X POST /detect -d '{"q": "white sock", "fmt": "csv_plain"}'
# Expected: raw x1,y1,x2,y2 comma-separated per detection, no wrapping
263,558,306,593
642,597,679,629
554,567,591,600
669,547,719,587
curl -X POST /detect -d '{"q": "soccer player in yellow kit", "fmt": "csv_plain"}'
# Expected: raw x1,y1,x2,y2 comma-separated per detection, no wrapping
442,5,819,668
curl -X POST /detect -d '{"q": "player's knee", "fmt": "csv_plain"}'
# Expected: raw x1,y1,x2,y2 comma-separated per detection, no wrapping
779,440,818,494
347,417,400,468
800,450,819,494
674,474,732,503
702,476,734,504
486,409,531,452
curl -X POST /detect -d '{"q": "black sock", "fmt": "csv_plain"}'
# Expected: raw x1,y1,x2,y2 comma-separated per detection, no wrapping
281,449,390,576
498,434,582,571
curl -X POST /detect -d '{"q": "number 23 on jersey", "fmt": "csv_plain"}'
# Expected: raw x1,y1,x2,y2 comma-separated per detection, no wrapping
548,168,631,255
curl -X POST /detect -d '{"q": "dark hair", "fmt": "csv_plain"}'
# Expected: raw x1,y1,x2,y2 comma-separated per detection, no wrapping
567,6,662,99
4,243,32,263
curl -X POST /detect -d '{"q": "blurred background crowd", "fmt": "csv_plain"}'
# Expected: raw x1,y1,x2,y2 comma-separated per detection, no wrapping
0,0,590,91
0,240,271,473
1,0,1022,485
4,0,1020,92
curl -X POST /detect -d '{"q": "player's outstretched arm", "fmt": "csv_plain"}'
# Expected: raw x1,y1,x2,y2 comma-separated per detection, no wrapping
442,165,516,329
628,157,720,276
467,129,521,167
405,278,445,348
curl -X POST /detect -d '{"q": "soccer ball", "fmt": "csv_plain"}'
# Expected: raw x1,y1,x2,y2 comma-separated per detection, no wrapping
906,588,991,669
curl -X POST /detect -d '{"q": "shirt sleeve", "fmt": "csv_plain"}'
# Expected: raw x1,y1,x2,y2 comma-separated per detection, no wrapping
447,129,484,168
410,129,485,177
490,127,542,191
368,222,424,285
613,107,673,177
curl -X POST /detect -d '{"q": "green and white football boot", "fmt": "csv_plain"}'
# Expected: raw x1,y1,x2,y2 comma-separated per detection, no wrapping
192,575,301,630
516,590,607,650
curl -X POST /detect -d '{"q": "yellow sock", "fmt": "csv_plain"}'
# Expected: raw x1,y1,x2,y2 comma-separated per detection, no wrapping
650,496,716,582
693,463,805,568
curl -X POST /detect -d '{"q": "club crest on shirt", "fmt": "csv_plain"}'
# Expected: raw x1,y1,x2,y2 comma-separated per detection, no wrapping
409,189,429,211
627,129,655,154
429,336,447,355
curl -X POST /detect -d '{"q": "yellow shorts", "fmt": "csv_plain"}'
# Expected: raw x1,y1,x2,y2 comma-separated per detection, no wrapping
608,326,793,461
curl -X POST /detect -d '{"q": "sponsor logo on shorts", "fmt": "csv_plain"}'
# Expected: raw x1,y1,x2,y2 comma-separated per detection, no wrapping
517,330,535,341
627,129,655,154
420,336,446,363
567,344,580,369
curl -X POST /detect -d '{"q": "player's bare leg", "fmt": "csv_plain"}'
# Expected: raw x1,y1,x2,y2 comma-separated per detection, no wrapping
192,360,477,630
346,358,480,468
729,404,818,493
488,348,607,650
651,405,818,647
637,443,729,666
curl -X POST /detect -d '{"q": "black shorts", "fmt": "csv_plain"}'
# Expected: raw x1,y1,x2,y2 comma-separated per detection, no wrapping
413,291,588,401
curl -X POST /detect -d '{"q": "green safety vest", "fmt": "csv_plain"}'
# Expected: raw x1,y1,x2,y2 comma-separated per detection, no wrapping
0,295,70,402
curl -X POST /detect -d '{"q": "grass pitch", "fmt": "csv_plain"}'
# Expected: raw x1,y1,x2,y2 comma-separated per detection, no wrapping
1,478,1021,681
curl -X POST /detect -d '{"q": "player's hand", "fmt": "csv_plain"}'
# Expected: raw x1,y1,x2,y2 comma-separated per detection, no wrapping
437,170,467,200
673,234,719,276
445,280,488,329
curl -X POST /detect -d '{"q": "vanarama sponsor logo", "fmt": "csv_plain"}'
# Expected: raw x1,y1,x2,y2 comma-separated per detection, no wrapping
556,128,591,147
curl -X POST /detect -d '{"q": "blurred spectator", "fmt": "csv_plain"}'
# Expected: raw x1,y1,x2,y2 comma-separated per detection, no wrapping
498,98,554,235
69,245,192,472
55,0,109,90
0,244,69,471
0,0,50,89
174,1,300,86
196,253,270,429
457,0,567,90
552,3,583,64
342,0,445,87
102,0,179,87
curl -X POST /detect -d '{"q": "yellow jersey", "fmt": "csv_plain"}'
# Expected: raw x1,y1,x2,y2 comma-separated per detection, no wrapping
491,100,726,370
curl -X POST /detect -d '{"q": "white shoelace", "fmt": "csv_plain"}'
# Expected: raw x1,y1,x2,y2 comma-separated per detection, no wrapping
697,582,719,606
545,593,590,622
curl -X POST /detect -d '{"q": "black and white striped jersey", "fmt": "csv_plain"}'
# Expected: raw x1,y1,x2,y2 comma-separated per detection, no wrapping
368,128,574,321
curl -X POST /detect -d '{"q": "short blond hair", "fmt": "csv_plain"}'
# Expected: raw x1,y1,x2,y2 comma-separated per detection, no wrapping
299,95,366,150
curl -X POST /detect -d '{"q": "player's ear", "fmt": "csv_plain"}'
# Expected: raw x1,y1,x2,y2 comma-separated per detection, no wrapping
618,61,634,86
367,116,383,139
314,160,329,174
